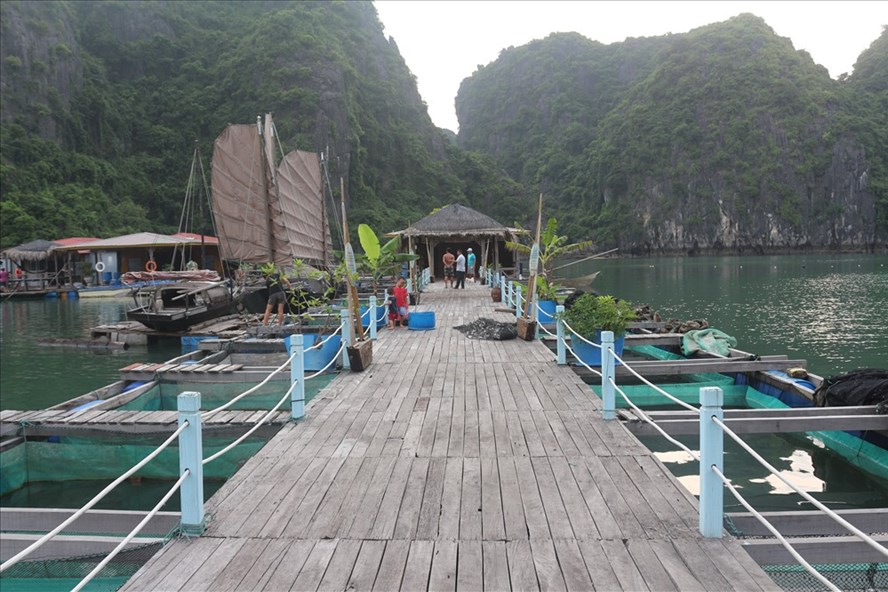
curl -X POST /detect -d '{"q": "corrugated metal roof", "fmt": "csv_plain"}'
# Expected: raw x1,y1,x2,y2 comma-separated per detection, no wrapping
53,232,218,250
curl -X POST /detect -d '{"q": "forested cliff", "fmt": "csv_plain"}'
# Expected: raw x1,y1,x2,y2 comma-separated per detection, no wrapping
457,16,888,252
1,0,520,249
1,3,885,253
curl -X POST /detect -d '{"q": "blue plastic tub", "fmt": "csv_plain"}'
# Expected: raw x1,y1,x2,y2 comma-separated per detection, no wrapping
287,333,342,372
537,300,557,324
408,311,435,331
570,333,624,367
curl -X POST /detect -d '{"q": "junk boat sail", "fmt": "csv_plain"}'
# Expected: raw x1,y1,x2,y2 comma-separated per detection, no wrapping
126,114,333,332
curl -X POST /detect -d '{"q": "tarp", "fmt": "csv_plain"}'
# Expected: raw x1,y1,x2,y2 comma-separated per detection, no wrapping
681,328,737,357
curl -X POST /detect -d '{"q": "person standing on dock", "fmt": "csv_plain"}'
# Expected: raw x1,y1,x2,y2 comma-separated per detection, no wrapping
0,266,7,290
393,277,410,326
466,248,476,283
455,249,466,289
262,268,290,326
442,248,455,288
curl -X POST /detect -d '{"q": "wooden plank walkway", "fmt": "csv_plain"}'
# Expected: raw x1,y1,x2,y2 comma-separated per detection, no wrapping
121,281,779,591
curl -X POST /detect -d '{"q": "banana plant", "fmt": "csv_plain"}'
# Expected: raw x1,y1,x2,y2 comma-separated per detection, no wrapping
357,224,418,297
506,217,594,289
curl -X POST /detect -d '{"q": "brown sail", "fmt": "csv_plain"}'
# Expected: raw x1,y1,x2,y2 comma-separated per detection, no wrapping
210,114,332,268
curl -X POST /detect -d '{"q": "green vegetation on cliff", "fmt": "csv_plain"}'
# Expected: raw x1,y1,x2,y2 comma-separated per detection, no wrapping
0,0,517,248
457,16,887,251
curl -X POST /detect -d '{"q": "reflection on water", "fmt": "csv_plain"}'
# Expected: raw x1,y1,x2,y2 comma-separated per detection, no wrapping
644,432,888,511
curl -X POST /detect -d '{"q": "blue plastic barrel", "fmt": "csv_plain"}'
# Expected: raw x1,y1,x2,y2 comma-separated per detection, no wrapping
101,271,112,283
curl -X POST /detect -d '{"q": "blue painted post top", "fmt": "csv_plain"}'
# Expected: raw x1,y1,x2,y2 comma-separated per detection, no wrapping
177,391,200,413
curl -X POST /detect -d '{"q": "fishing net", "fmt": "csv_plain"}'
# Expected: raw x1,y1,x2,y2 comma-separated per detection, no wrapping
763,561,887,591
116,373,336,412
0,541,163,591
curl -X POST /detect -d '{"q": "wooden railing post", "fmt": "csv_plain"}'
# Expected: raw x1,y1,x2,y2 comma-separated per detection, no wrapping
500,275,506,304
699,386,725,538
289,335,305,419
601,331,615,420
340,309,351,370
177,391,204,536
369,295,377,340
514,284,522,316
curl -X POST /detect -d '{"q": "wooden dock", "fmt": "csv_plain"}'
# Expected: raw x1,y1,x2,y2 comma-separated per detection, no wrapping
120,281,779,591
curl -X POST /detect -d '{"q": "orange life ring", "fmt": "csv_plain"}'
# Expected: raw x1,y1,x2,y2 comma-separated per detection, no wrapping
145,260,158,272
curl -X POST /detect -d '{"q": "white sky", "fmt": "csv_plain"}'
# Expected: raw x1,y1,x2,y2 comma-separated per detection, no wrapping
375,1,887,131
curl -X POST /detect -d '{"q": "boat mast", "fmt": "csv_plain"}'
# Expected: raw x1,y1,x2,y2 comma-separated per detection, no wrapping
257,116,275,263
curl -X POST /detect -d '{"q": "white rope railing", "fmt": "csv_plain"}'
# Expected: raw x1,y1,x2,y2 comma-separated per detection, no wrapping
533,302,557,337
305,342,346,380
610,378,699,460
547,286,880,584
71,469,190,592
611,350,698,412
712,416,888,558
562,339,602,378
0,421,189,572
304,323,344,351
561,319,603,349
202,350,297,418
711,465,842,592
203,387,293,465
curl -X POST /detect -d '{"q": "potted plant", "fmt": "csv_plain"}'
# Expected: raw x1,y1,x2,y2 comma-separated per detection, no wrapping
562,294,636,366
535,277,560,324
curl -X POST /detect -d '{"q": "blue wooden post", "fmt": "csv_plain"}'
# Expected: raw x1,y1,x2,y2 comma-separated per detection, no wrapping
601,331,615,420
369,295,377,340
340,309,351,370
555,305,566,364
500,275,506,304
514,285,522,316
289,334,305,419
177,391,204,535
699,386,724,538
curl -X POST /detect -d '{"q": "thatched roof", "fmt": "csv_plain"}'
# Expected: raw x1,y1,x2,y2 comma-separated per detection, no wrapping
1,239,58,262
392,204,520,239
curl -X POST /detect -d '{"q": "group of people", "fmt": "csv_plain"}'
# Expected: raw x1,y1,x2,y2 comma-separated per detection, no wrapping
442,247,476,289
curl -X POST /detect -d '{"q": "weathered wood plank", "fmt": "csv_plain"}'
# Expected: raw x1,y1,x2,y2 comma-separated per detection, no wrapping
316,539,362,592
290,539,338,592
372,540,410,591
400,540,435,591
428,540,458,592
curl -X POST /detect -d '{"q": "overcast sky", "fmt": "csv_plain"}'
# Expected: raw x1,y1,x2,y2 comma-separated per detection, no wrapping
374,1,886,131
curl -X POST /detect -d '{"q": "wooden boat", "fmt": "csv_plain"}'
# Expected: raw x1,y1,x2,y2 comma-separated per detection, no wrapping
126,115,334,332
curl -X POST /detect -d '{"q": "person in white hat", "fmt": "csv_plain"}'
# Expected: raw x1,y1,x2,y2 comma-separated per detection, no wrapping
466,248,476,283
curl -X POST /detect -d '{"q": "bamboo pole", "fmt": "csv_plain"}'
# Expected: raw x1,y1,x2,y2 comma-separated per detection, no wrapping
340,177,365,342
522,193,543,320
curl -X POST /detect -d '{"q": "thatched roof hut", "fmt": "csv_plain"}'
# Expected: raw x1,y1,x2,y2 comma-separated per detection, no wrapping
1,239,58,262
389,204,523,279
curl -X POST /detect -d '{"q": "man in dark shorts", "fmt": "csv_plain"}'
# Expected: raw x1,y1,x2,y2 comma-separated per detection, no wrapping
262,269,290,325
442,248,455,288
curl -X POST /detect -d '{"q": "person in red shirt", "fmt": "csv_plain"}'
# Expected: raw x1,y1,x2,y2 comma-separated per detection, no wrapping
393,277,409,327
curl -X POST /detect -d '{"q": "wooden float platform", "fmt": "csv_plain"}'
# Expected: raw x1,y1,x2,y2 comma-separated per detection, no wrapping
90,314,256,345
0,408,290,437
121,282,778,591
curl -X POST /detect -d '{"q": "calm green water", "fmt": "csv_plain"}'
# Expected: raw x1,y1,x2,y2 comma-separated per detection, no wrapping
0,297,182,410
567,253,888,377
